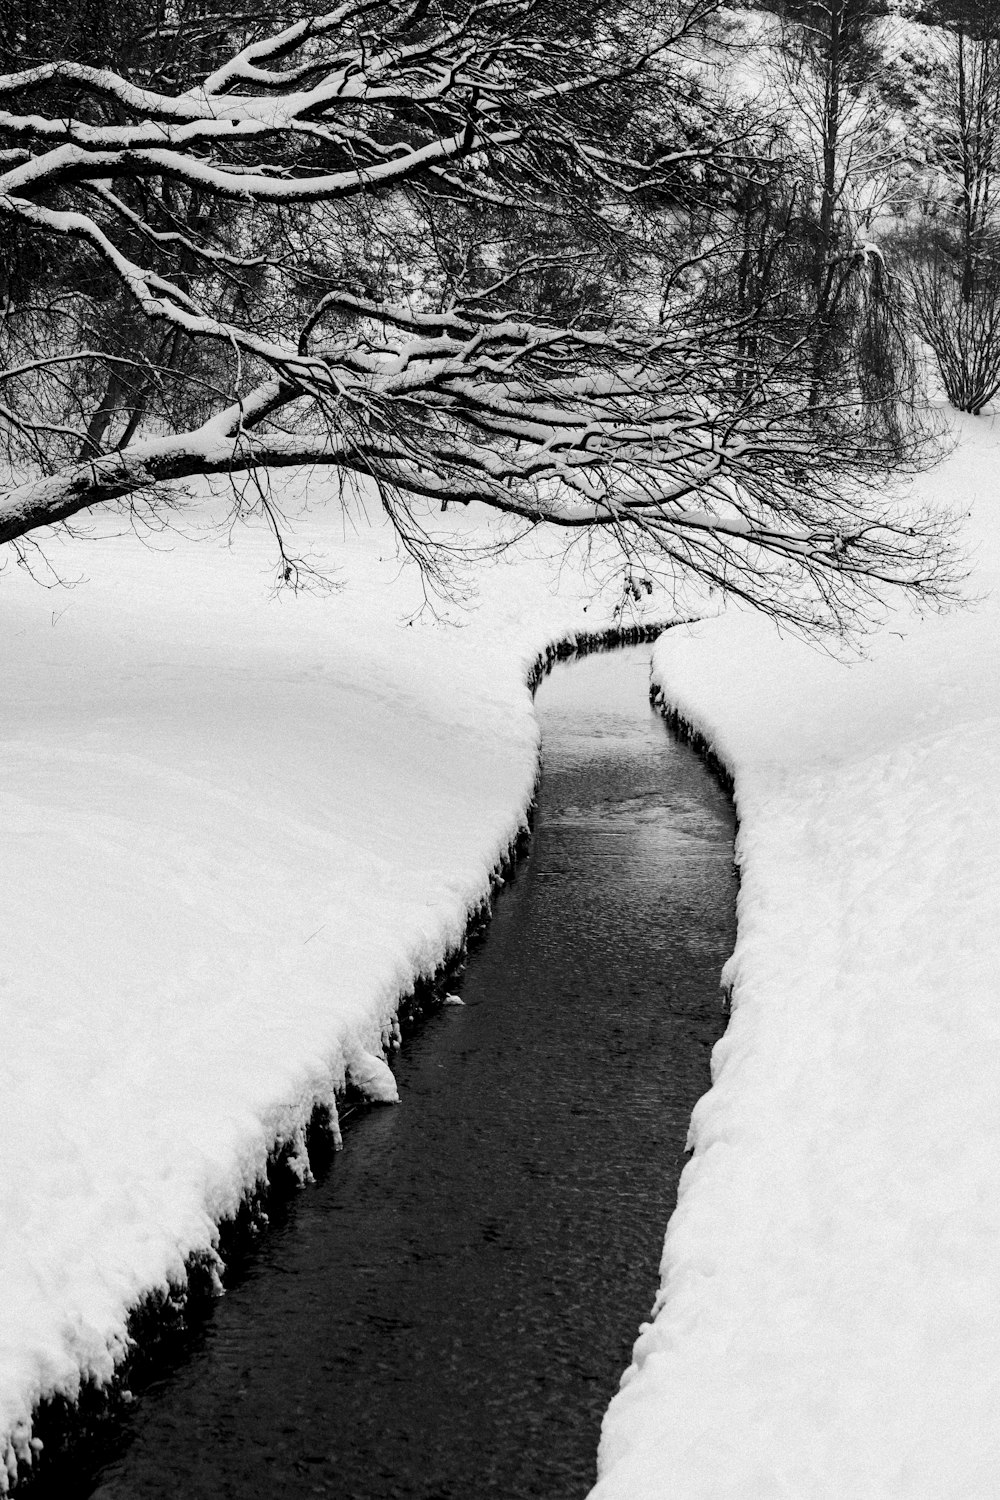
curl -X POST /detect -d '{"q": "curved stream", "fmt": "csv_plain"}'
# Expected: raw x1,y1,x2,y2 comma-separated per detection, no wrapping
81,644,736,1500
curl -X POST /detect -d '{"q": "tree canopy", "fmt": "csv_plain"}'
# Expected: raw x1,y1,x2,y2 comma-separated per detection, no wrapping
0,0,959,632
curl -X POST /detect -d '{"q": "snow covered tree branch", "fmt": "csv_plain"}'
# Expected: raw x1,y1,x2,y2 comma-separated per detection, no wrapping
0,0,959,631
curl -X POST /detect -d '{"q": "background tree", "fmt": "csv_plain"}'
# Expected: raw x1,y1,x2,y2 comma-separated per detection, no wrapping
776,1,883,286
897,1,1000,412
0,0,957,633
768,0,919,431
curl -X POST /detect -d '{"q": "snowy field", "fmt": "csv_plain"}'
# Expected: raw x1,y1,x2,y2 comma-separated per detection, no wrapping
0,486,662,1489
595,412,1000,1499
2,412,998,1496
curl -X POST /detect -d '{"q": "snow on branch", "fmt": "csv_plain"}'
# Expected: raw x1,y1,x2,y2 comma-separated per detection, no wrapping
0,0,961,633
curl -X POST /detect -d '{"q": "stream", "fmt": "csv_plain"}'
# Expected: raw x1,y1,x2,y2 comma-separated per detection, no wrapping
79,643,736,1500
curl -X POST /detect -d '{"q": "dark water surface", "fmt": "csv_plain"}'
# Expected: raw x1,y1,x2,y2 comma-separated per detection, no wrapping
85,646,736,1500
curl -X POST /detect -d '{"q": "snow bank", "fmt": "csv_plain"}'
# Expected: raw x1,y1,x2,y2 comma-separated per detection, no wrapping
594,414,1000,1498
0,485,667,1488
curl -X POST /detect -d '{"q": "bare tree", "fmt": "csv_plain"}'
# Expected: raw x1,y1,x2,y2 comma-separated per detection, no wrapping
776,1,886,281
770,0,914,412
0,0,957,633
899,5,1000,412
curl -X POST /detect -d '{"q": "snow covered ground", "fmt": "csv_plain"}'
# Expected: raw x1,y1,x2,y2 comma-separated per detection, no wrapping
594,412,1000,1499
3,412,998,1496
0,484,663,1489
